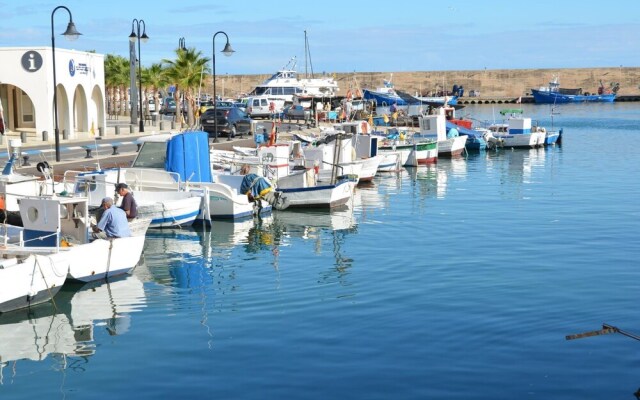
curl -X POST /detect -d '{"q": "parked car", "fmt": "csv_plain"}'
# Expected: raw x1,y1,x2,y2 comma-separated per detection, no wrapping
233,101,247,112
160,97,177,115
246,96,284,119
200,107,253,138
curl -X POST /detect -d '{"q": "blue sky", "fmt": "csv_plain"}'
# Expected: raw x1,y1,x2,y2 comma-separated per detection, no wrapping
2,0,639,75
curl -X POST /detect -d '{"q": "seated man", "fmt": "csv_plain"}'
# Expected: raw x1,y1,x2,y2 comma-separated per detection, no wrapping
239,164,288,210
115,183,138,221
91,197,131,240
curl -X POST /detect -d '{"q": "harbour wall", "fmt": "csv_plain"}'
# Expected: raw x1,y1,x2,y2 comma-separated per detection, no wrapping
216,67,640,102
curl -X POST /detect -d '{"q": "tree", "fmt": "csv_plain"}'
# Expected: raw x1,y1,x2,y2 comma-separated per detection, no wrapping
163,47,210,127
142,62,168,117
104,54,130,116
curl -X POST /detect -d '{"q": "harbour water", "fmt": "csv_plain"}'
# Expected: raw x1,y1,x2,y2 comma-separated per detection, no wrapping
1,103,639,399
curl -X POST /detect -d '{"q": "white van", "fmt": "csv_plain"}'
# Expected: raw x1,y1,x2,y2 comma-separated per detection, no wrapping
246,96,285,119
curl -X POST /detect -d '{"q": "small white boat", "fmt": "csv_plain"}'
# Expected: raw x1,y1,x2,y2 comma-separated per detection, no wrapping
378,138,438,167
485,109,547,148
0,196,148,313
416,109,468,157
277,169,356,208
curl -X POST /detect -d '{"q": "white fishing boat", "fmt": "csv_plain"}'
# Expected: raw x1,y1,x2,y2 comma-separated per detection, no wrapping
133,132,272,220
70,168,204,228
333,121,384,181
416,109,468,157
276,168,356,209
377,134,438,167
485,109,547,148
0,196,147,313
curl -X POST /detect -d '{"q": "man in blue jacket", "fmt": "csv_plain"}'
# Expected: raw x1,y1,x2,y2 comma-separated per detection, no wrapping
91,197,132,240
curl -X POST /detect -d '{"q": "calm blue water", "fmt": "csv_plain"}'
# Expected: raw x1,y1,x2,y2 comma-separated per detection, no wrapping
2,103,639,399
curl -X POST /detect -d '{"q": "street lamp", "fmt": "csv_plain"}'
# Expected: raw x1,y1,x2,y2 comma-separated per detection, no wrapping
212,31,234,142
51,5,81,162
129,19,149,133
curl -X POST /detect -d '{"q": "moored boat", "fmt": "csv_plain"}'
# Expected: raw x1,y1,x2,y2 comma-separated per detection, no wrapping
485,109,546,148
0,195,148,313
531,76,617,103
378,135,438,167
416,110,468,157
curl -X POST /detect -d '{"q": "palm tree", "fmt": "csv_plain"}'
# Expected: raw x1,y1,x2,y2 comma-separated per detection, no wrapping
104,54,129,117
142,62,168,118
163,47,210,126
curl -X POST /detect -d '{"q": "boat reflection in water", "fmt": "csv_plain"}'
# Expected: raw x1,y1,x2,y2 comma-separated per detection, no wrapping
0,274,146,383
247,207,358,273
485,147,549,199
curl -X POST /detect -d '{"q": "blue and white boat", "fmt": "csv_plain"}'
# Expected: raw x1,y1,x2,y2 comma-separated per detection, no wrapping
69,131,270,227
484,109,547,149
363,78,457,117
531,76,617,104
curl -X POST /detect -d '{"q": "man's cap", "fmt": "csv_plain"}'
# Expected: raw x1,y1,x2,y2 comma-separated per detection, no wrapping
101,197,113,205
115,183,128,190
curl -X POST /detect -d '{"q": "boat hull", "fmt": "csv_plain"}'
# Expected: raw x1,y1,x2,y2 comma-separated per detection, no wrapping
377,152,401,172
494,131,546,148
437,135,468,157
278,173,356,208
137,196,201,228
66,235,146,282
531,89,616,104
0,254,68,313
379,141,438,167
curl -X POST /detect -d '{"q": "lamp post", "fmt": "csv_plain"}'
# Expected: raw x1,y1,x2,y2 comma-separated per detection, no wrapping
51,6,81,162
212,31,234,142
129,19,149,133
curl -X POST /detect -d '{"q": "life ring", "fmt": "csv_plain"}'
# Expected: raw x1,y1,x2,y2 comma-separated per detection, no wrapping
361,121,368,134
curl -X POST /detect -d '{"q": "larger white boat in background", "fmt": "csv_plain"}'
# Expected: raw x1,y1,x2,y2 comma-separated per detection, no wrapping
246,32,339,103
247,57,339,103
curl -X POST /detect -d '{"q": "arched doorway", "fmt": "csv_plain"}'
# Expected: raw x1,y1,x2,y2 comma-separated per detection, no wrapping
73,85,88,133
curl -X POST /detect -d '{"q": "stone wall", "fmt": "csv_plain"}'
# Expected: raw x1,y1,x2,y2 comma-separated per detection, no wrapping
211,67,639,99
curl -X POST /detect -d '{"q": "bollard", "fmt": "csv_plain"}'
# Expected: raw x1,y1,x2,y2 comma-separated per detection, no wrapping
130,124,136,134
115,125,121,135
98,127,104,137
159,121,165,131
20,131,28,143
63,129,69,140
111,144,119,155
22,155,30,166
42,130,49,141
171,121,176,130
84,147,93,159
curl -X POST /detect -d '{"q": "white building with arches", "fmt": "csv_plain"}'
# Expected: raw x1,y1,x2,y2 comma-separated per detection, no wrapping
0,47,105,141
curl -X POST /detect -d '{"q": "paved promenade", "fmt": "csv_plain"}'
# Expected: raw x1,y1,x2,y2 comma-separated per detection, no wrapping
4,115,326,175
